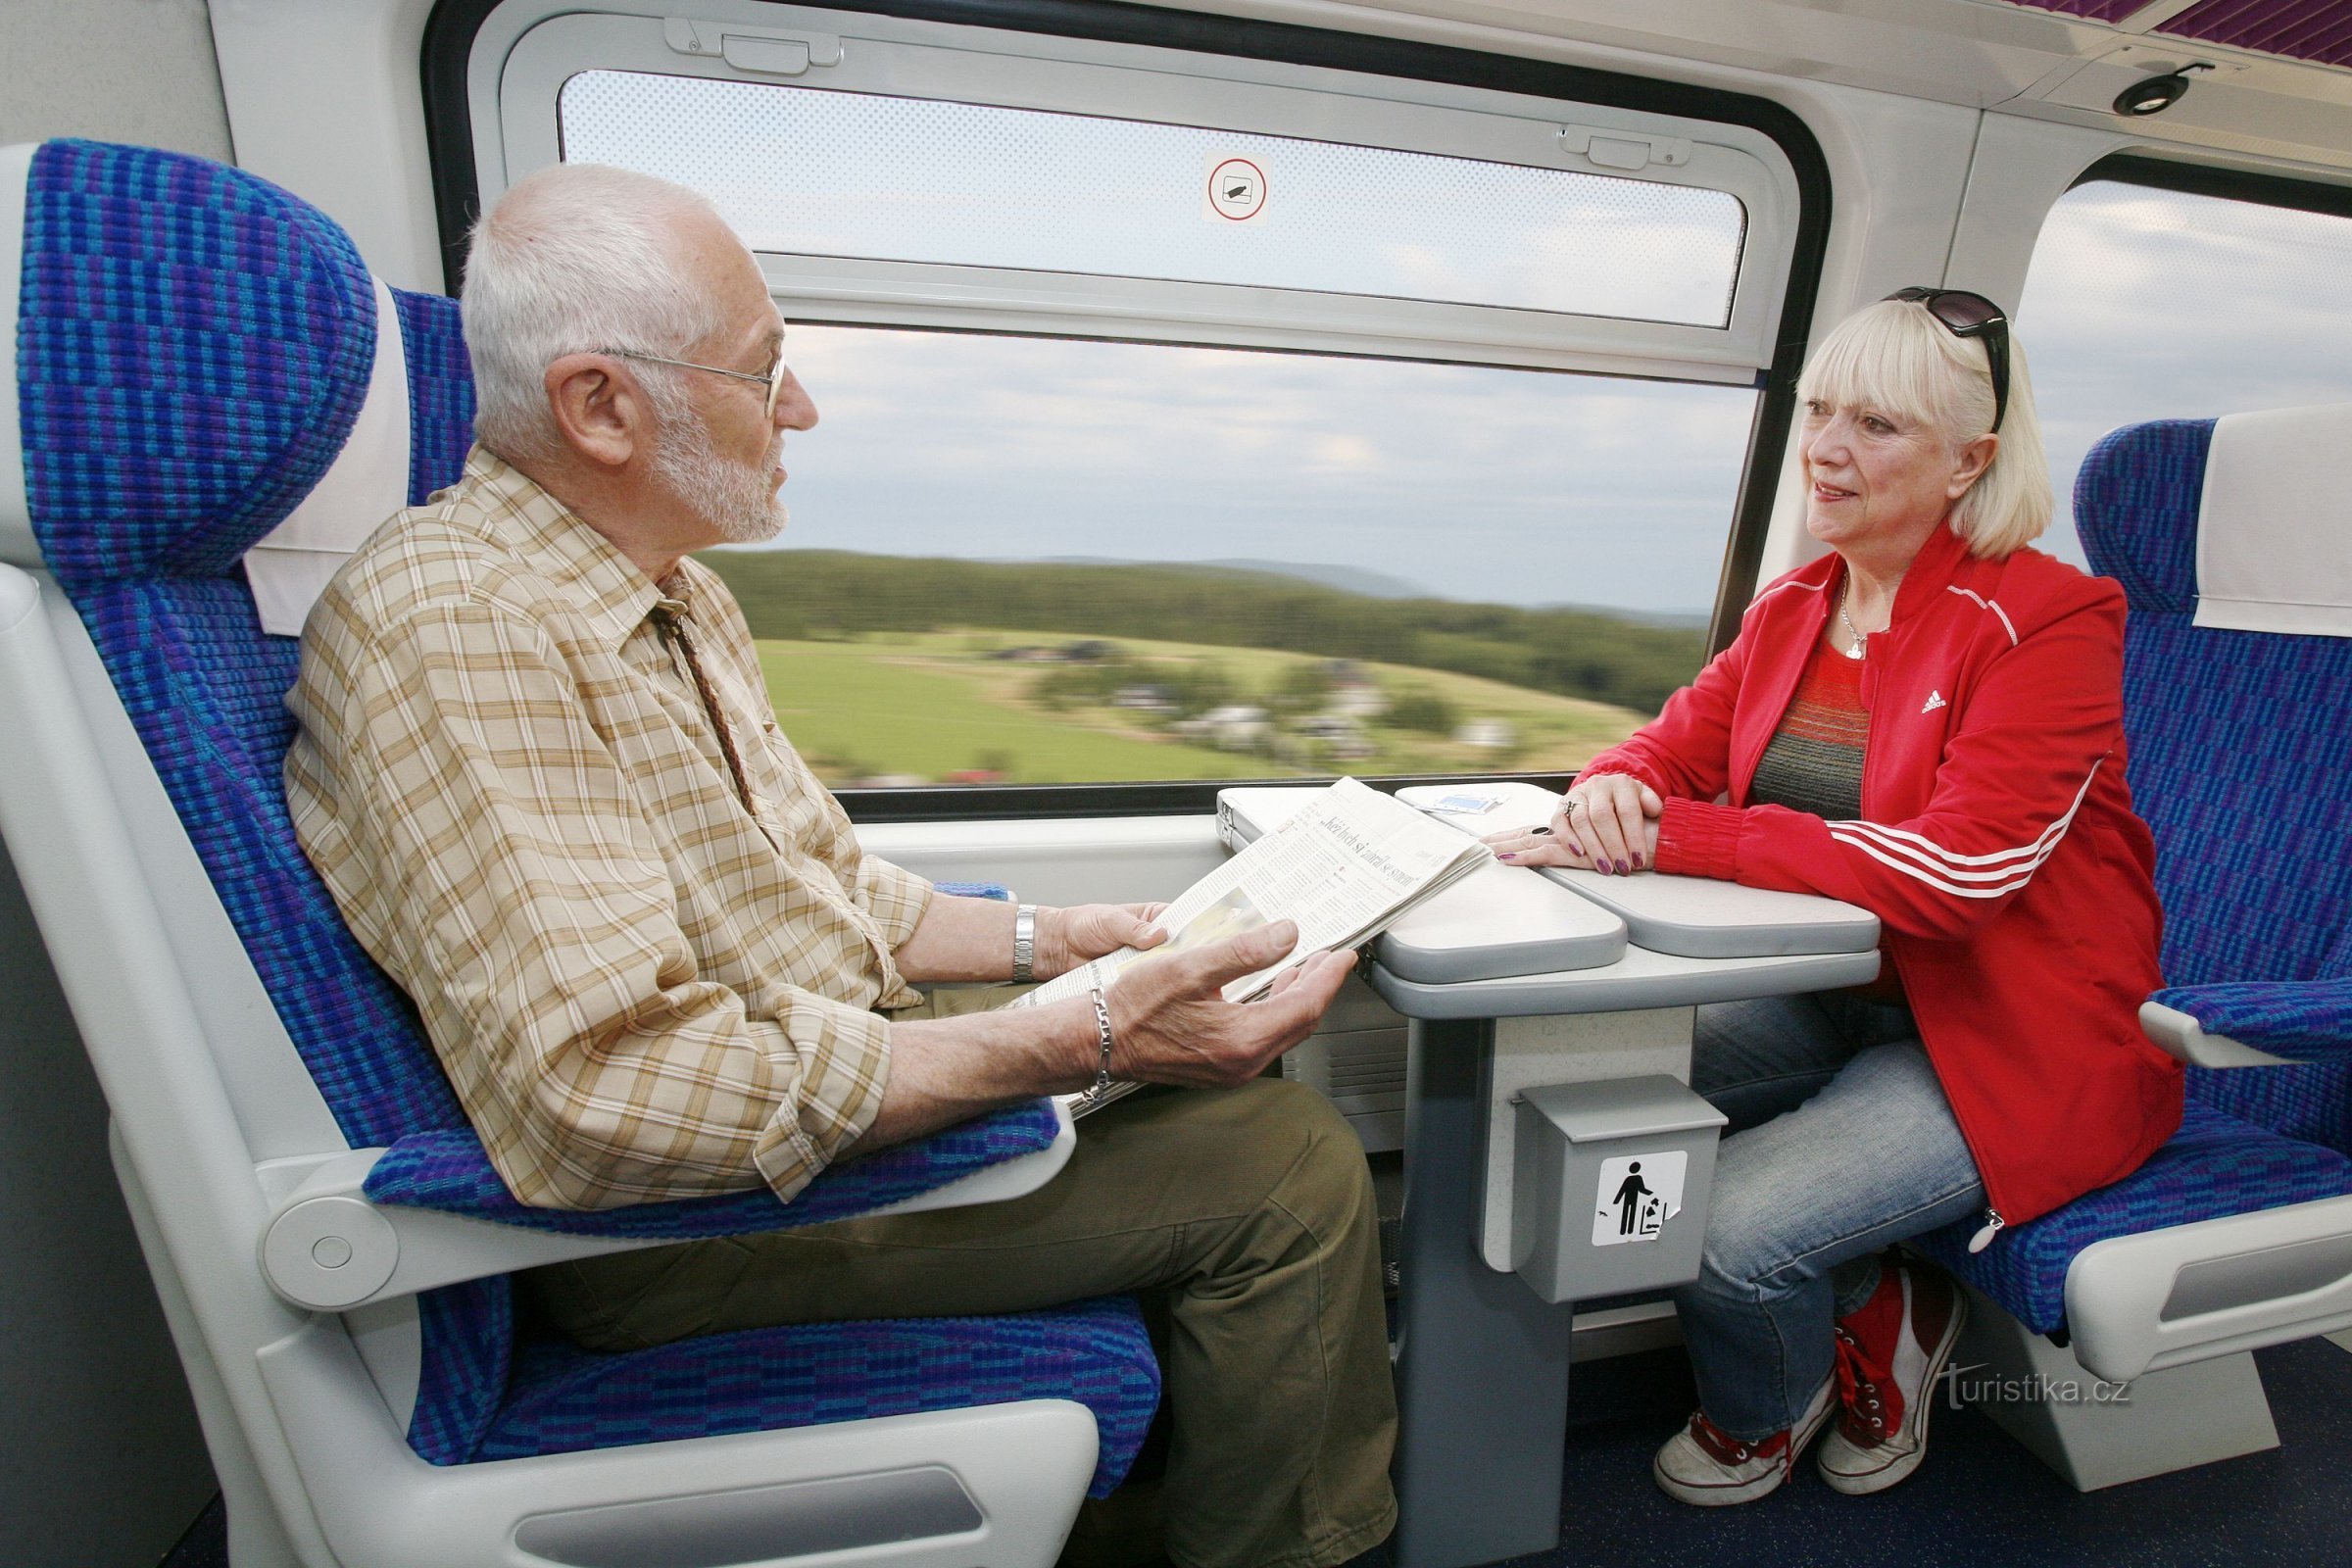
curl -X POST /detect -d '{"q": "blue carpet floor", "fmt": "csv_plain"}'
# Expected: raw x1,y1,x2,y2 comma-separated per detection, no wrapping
1387,1337,2352,1568
162,1339,2352,1568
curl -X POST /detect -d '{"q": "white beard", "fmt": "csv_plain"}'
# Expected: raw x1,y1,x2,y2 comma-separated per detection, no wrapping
648,381,788,544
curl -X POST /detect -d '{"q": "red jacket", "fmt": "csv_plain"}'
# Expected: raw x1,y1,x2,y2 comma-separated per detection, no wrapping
1582,523,2180,1233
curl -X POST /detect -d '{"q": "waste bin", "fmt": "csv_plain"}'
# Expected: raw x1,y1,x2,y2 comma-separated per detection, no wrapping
1511,1074,1728,1304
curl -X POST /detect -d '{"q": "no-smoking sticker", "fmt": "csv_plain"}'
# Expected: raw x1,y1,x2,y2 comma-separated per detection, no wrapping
1206,156,1268,223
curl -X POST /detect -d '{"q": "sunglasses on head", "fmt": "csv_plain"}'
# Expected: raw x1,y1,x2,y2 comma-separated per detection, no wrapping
1884,287,2009,435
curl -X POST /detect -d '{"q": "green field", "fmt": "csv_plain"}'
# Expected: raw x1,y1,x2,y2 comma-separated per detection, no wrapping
757,629,1649,787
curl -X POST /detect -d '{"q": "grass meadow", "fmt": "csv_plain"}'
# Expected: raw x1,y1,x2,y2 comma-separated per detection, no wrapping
756,629,1649,787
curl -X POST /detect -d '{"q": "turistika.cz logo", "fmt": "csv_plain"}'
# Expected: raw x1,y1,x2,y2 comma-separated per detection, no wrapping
1938,1362,2132,1409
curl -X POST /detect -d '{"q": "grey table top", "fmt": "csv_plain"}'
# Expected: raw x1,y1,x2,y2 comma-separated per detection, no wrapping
1396,783,1881,959
1217,784,1884,1012
1216,787,1627,985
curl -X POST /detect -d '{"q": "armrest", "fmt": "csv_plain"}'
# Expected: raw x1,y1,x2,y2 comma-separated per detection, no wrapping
261,1098,1077,1311
2065,1192,2352,1382
2140,1002,2295,1068
2148,978,2352,1061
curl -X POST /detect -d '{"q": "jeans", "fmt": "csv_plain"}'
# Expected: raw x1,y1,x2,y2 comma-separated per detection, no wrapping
1671,991,1986,1440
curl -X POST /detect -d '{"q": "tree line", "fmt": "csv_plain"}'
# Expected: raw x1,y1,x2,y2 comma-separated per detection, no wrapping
700,551,1705,714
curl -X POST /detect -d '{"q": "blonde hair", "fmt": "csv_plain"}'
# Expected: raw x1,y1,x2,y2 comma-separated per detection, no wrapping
1796,296,2052,558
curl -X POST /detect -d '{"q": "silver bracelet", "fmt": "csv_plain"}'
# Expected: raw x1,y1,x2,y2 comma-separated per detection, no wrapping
1011,903,1037,984
1087,965,1116,1099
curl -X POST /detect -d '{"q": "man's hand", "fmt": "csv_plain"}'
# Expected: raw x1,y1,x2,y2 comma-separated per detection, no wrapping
1483,777,1662,875
1038,902,1169,979
1105,919,1353,1089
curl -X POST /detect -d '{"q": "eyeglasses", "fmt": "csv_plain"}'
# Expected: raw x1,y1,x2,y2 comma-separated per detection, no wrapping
1884,287,2009,434
604,345,791,422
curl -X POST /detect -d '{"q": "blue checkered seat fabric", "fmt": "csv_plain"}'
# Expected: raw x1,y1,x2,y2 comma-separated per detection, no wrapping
1912,1098,2352,1334
2077,418,2352,1148
14,138,1155,1493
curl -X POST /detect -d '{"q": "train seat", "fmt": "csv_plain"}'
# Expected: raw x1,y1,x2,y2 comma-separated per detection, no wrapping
0,137,1154,1568
1903,407,2352,1490
2078,412,2352,1151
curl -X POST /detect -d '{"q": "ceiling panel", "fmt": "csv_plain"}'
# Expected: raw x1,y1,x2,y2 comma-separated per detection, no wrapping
2007,0,2149,21
2165,0,2352,70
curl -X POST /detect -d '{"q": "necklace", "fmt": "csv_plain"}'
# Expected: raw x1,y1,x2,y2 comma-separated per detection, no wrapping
1837,583,1869,660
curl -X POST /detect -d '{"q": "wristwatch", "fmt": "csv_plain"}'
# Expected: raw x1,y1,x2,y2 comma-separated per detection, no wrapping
1012,903,1038,983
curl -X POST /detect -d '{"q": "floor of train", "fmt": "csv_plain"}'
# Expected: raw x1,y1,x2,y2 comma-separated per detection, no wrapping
162,1333,2352,1568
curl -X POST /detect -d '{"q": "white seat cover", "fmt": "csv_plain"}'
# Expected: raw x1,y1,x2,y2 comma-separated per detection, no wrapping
2194,404,2352,639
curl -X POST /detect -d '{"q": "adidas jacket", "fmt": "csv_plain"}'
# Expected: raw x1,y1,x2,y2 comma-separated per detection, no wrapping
1581,522,2181,1234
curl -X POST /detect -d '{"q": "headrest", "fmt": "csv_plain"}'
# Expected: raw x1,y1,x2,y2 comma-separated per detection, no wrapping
2073,418,2212,615
2193,405,2352,638
6,139,378,595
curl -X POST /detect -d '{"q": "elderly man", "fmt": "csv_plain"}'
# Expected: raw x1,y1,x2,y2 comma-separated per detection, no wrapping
283,162,1396,1568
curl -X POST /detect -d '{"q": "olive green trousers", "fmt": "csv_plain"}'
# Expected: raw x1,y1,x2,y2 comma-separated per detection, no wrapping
523,1000,1396,1568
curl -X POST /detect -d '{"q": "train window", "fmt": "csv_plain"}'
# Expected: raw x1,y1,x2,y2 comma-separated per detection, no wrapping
456,4,1815,805
557,71,1749,327
2021,167,2352,569
711,324,1750,790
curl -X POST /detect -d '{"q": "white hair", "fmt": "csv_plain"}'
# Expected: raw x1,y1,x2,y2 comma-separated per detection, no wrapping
462,164,730,462
1797,296,2053,558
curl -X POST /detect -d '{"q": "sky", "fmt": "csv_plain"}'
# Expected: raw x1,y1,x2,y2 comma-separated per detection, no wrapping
753,328,1757,616
2017,179,2352,569
716,177,2352,618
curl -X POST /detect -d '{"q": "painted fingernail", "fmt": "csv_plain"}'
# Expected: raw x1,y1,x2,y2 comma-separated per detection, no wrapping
1615,859,1631,875
1498,853,1518,862
1567,839,1585,856
1633,853,1645,869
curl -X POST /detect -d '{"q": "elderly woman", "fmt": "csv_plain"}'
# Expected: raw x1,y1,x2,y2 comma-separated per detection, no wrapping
1487,290,2181,1504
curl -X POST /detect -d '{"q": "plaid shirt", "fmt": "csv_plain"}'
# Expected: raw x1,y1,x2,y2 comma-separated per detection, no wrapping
285,448,930,1209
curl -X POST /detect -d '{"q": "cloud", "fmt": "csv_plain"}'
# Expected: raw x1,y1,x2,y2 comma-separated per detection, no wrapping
2019,179,2352,566
769,323,1752,612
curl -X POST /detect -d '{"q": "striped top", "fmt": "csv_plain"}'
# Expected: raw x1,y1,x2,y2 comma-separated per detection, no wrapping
1749,638,1910,1006
1749,637,1869,822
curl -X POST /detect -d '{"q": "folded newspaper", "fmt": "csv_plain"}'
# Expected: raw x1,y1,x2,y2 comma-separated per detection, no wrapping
1010,777,1493,1117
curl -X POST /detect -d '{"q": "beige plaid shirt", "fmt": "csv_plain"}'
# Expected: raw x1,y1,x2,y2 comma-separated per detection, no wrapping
285,448,931,1209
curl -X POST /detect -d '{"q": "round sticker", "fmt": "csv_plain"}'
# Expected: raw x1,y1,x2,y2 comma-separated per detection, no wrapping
1208,158,1267,222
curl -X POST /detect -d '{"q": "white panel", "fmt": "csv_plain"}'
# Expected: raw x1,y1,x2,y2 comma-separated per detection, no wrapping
859,814,1229,908
0,142,34,569
0,0,232,164
245,276,415,637
1944,112,2129,336
2195,405,2352,637
205,0,446,290
1750,84,1988,587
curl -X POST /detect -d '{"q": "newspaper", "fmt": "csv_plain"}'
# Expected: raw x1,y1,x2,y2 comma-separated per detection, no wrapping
1011,777,1492,1117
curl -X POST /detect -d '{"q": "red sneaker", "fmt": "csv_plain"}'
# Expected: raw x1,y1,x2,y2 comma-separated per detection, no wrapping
1652,1378,1836,1506
1817,1257,1966,1495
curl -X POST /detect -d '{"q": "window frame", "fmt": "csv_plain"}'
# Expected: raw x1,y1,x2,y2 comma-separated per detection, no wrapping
2070,152,2352,222
420,0,1831,822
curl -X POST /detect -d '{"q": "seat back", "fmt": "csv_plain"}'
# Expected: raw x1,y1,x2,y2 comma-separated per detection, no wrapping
2075,412,2352,1147
2,137,519,1462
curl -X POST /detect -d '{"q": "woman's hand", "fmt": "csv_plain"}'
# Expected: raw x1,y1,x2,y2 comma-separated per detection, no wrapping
1482,776,1662,875
1037,902,1170,978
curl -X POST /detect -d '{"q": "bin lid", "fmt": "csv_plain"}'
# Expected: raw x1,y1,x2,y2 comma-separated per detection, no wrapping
1516,1074,1728,1143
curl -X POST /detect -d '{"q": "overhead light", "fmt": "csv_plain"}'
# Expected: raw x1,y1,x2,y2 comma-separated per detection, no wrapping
2114,63,2213,118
